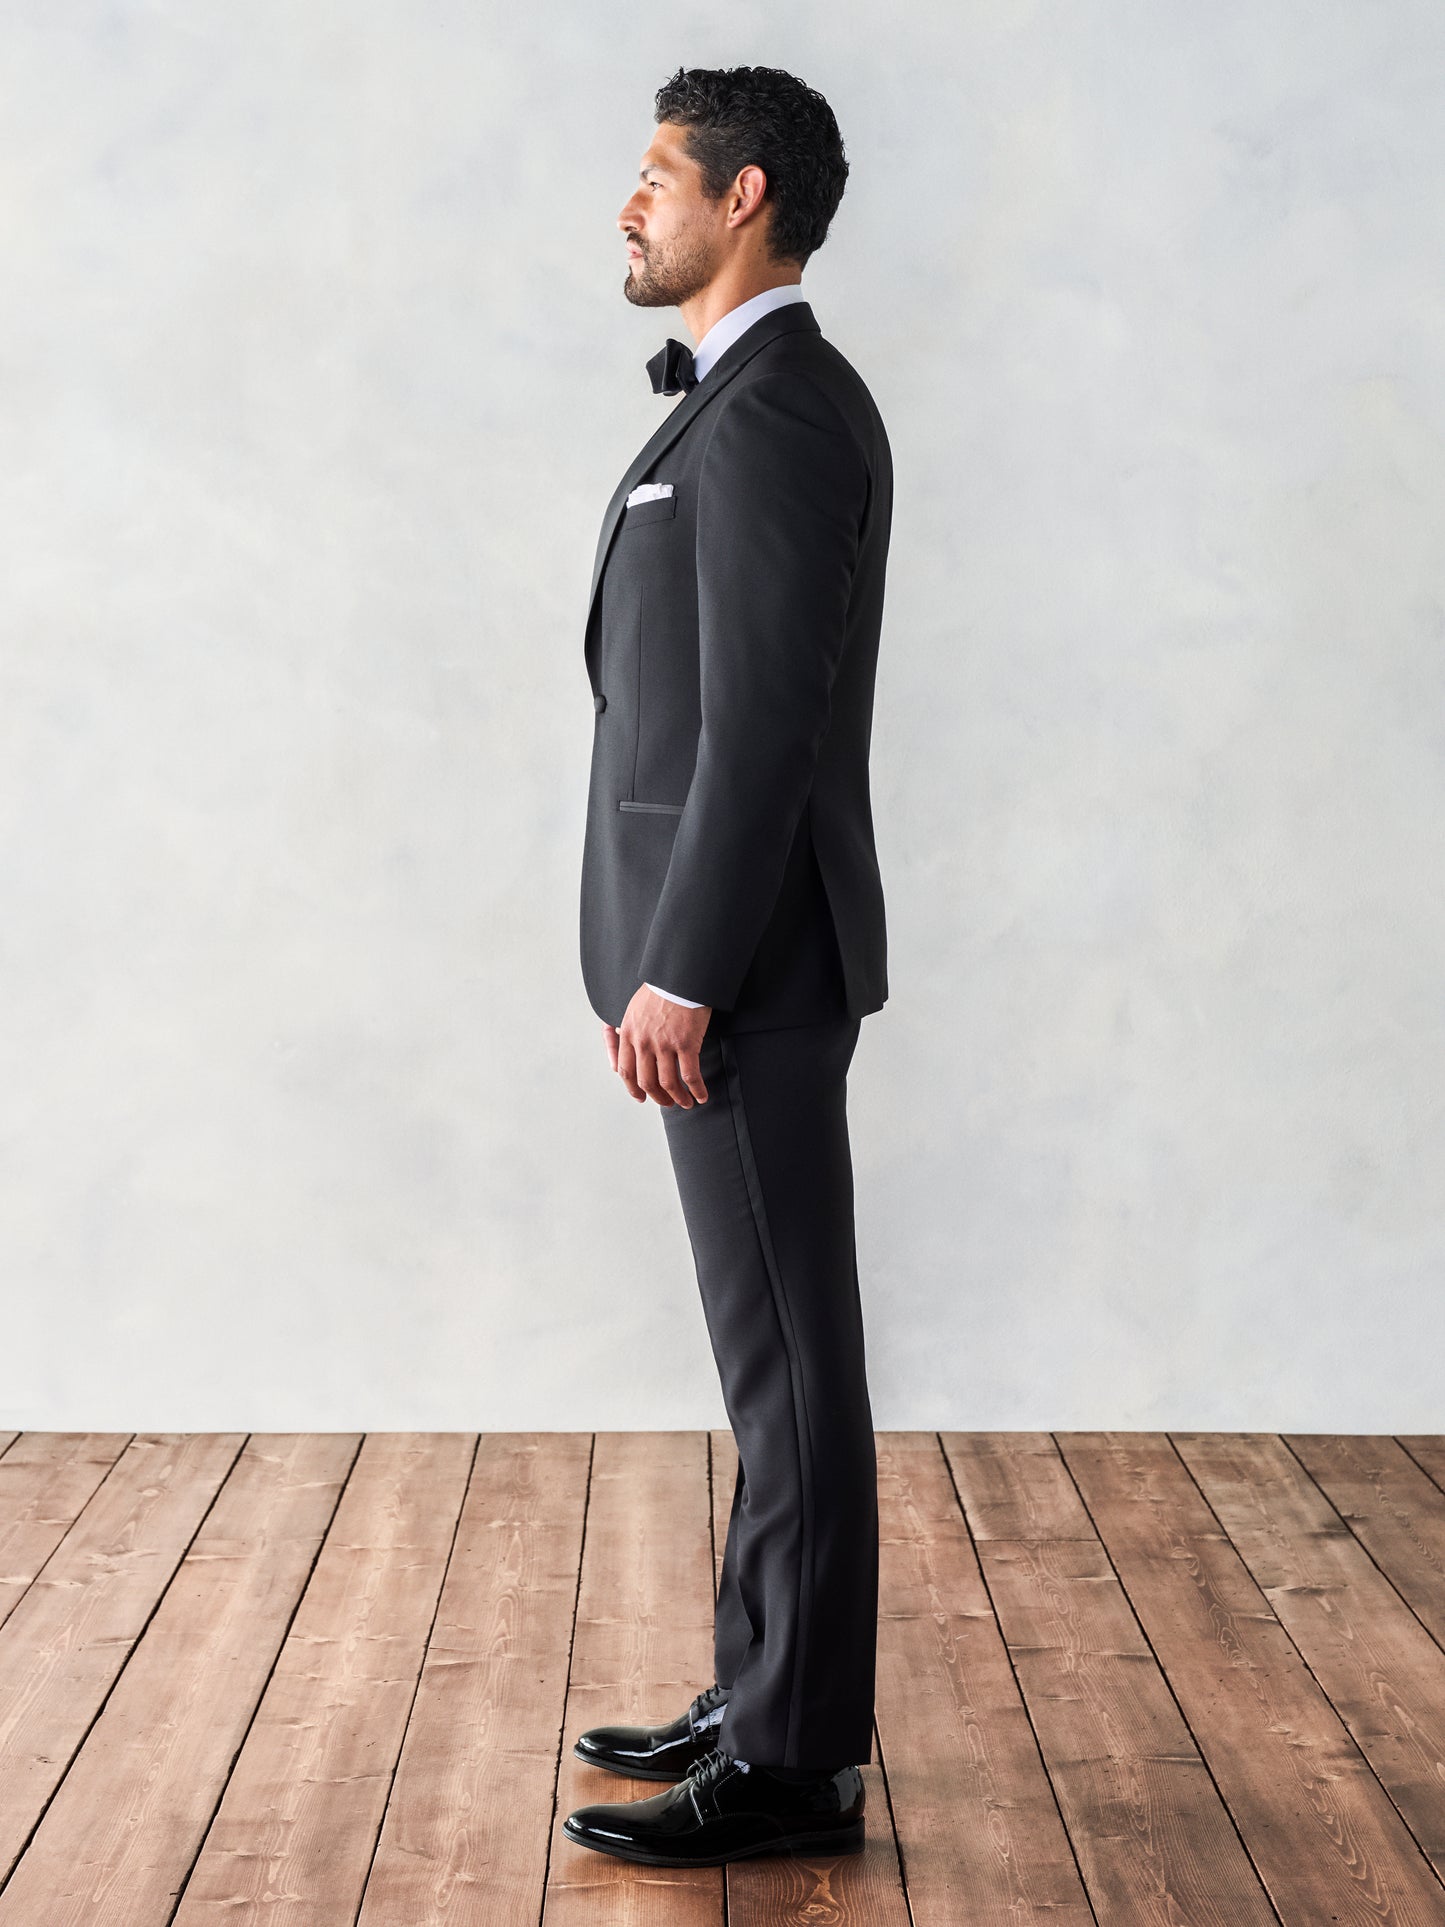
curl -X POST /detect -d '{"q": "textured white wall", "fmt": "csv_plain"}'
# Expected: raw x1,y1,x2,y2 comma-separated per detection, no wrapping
2,2,1442,1431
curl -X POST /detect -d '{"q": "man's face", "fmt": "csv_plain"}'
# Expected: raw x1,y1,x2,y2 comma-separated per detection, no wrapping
617,122,720,309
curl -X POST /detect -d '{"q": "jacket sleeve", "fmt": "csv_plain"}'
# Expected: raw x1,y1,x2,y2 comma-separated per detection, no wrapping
635,372,868,1010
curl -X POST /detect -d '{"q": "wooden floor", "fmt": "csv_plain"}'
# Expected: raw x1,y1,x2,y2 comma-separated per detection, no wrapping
0,1432,1443,1923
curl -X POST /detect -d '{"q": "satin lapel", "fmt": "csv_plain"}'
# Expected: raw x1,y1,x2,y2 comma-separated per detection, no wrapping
584,301,820,642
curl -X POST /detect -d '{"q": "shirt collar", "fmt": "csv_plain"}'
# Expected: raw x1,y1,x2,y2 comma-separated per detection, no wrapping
691,282,810,382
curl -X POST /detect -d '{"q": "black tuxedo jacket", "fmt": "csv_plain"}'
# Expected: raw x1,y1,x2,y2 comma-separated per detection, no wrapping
579,298,892,1035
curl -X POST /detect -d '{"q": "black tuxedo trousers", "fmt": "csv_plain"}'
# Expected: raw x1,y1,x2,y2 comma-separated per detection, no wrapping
662,1012,877,1769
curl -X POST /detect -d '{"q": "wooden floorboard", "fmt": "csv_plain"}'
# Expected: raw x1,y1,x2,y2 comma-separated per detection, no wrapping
0,1434,359,1926
0,1432,246,1886
1176,1431,1445,1879
1058,1431,1445,1925
0,1430,1440,1924
1399,1436,1445,1498
542,1430,720,1926
945,1430,1276,1924
1285,1434,1445,1648
172,1431,477,1925
356,1433,590,1927
0,1434,135,1633
875,1432,1093,1925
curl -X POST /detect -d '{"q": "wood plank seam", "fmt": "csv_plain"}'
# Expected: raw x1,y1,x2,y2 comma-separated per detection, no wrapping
1287,1441,1445,1664
0,1432,246,1908
1189,1434,1445,1894
1051,1432,1445,1919
1396,1439,1445,1504
0,1435,361,1923
1263,1435,1445,1886
868,1710,917,1927
937,1434,1103,1927
947,1432,1288,1922
1284,1436,1445,1658
158,1433,365,1926
1046,1433,1286,1924
1178,1431,1445,1887
1279,1433,1445,1672
0,1433,137,1638
350,1432,482,1926
0,1427,106,1876
536,1432,596,1927
876,1433,1096,1921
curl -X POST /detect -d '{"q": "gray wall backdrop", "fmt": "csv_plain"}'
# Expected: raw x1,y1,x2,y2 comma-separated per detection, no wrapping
3,3,1442,1432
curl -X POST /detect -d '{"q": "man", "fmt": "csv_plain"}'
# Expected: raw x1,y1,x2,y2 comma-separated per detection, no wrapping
567,63,893,1868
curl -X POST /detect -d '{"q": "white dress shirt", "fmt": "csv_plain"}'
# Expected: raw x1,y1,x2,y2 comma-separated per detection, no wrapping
690,279,809,380
642,282,810,1012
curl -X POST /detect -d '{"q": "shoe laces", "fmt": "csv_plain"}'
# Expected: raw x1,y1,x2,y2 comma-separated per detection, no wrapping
688,1743,740,1796
686,1683,729,1735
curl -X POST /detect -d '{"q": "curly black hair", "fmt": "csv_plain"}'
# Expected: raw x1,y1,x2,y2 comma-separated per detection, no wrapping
653,65,849,268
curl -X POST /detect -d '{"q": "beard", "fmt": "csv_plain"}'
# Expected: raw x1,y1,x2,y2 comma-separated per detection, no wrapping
623,227,715,309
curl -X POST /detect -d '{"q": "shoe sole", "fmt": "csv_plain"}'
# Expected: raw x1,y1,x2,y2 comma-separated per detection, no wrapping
561,1819,866,1866
570,1741,696,1781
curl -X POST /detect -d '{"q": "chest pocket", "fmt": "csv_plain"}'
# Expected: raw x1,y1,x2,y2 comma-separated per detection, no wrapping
621,493,678,528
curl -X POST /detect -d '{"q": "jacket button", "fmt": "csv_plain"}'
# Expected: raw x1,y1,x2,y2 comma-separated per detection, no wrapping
594,692,607,712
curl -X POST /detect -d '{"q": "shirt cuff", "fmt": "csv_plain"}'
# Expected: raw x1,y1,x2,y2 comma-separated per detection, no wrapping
644,981,706,1008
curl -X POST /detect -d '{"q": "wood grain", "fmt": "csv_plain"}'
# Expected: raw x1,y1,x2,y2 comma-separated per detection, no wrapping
543,1430,721,1927
0,1431,245,1883
946,1431,1276,1923
1398,1438,1445,1497
939,1426,1085,1542
1176,1429,1445,1877
0,1430,1440,1923
1286,1434,1445,1647
172,1431,476,1926
1060,1430,1445,1925
356,1433,590,1926
875,1432,1093,1926
0,1434,132,1632
0,1434,359,1925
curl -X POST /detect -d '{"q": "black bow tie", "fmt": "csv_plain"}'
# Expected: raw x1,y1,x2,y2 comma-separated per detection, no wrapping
647,337,698,395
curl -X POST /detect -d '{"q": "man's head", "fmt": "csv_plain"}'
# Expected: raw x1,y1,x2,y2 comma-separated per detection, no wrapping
619,65,849,311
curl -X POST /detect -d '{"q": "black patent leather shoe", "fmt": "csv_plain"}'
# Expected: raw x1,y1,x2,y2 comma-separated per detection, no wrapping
572,1682,730,1781
562,1743,866,1866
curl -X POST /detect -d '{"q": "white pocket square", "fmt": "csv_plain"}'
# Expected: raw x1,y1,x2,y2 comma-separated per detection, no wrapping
626,482,674,506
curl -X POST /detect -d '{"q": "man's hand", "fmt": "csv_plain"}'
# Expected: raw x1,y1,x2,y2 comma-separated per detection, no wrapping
603,986,711,1107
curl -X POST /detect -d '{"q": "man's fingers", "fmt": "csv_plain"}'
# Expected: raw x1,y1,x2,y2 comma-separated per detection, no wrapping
676,1048,708,1105
655,1050,695,1108
616,1032,645,1102
634,1042,675,1107
660,1048,710,1108
603,1023,620,1072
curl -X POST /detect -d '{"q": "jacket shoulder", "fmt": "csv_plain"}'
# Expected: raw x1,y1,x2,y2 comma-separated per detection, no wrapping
714,329,889,467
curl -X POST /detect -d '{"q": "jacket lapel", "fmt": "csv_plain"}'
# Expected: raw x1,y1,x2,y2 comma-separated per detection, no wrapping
584,300,820,643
